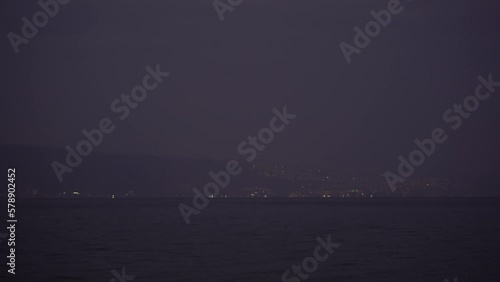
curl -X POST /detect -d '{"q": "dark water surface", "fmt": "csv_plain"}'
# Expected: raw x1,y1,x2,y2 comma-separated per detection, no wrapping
3,198,500,281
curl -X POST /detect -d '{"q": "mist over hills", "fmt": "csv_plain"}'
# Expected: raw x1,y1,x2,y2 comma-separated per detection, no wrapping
1,144,228,196
0,144,293,197
1,145,499,197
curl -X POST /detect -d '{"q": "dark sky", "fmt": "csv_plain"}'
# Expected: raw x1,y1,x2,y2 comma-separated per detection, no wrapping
1,0,500,177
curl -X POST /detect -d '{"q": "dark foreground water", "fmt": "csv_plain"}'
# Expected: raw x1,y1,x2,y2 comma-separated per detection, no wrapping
1,198,499,281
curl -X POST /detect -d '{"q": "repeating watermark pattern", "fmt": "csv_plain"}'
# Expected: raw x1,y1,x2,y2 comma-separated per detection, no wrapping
384,73,500,191
178,106,297,224
339,0,405,64
51,64,170,183
7,0,71,54
213,0,243,22
281,234,340,282
109,267,135,282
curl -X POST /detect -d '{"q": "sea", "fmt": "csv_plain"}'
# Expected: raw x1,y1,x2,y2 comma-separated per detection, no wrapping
1,198,499,281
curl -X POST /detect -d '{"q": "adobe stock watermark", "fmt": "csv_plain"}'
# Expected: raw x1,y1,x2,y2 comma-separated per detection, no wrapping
178,106,297,224
109,267,135,282
282,234,340,282
384,73,500,191
339,0,404,64
213,0,243,22
7,0,71,54
51,64,170,183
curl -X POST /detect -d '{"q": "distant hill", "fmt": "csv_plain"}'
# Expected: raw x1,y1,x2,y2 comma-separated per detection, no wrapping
1,145,499,197
0,144,241,197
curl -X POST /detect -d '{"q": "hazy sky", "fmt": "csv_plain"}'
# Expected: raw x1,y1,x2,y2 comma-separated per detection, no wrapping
1,0,500,176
